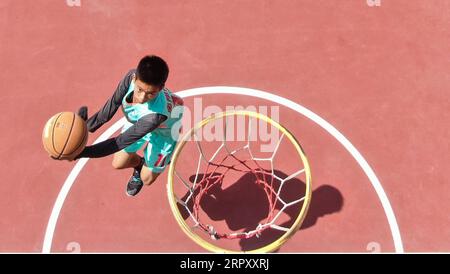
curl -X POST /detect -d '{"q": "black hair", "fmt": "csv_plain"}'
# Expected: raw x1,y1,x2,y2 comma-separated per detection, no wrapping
136,55,169,87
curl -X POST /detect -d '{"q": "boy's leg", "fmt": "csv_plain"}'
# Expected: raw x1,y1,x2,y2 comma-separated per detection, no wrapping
115,138,147,197
139,137,177,186
140,165,161,186
112,150,142,170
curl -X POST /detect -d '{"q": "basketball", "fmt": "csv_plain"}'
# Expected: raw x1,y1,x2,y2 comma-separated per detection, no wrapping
42,112,88,160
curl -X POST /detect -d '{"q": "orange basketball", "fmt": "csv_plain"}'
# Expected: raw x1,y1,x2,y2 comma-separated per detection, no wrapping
42,112,88,160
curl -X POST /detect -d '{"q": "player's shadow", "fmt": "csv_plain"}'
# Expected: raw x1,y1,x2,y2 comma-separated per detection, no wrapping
177,170,344,252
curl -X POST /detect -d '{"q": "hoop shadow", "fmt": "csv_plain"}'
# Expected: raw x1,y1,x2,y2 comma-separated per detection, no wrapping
177,170,344,252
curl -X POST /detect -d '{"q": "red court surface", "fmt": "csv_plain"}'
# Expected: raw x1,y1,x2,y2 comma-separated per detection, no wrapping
0,0,449,253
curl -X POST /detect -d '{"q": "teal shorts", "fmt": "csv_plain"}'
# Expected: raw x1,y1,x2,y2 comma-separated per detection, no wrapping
121,123,177,174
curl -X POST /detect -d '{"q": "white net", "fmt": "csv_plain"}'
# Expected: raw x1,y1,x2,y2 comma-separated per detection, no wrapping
172,113,309,242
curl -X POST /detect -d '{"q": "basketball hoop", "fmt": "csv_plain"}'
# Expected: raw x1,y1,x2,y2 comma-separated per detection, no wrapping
167,110,312,253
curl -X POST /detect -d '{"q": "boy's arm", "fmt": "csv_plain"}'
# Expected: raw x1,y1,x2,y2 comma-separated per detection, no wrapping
75,113,167,159
86,69,136,133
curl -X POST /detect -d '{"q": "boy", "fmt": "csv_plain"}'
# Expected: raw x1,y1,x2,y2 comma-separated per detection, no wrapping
62,55,183,196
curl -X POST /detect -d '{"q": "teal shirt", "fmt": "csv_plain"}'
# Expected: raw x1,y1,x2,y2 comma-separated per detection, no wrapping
121,80,183,140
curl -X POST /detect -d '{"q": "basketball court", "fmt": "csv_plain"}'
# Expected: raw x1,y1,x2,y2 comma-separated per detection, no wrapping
0,0,449,253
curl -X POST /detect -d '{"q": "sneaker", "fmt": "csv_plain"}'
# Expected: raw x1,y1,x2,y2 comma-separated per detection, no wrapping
126,169,144,197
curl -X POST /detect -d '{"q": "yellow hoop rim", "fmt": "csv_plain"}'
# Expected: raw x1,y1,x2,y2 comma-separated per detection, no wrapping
167,110,312,253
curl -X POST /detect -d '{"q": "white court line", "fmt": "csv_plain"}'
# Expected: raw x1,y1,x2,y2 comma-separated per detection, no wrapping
42,86,404,253
42,120,124,253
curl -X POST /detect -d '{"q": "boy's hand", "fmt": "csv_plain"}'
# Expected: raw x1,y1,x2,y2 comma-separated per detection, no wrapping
74,106,88,161
77,106,88,121
49,155,76,161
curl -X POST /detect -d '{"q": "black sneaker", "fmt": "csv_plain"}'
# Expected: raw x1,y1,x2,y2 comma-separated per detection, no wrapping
126,169,144,197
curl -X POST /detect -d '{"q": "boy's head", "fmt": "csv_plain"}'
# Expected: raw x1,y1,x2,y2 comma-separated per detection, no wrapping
133,55,169,103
